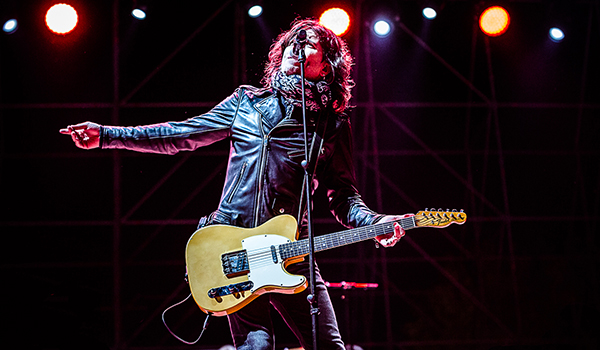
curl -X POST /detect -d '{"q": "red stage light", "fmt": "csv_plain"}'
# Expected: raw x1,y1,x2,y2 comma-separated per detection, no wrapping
319,8,350,36
479,6,510,37
46,3,78,35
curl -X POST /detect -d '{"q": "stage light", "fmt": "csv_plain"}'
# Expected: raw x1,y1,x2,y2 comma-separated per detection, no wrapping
319,8,350,36
3,19,18,34
132,8,146,20
422,7,437,20
131,0,148,20
373,20,391,37
549,27,564,42
248,5,263,18
45,3,78,35
479,6,510,37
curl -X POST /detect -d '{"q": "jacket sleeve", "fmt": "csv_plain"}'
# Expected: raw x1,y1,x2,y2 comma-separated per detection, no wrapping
100,89,243,155
320,118,385,228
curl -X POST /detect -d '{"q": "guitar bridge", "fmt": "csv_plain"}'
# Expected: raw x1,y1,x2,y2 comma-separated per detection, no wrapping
208,281,254,299
221,250,249,278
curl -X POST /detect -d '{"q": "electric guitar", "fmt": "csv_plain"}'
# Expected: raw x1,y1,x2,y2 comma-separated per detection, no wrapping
185,209,466,316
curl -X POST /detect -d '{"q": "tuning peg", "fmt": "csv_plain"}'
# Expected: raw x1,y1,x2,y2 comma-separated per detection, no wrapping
460,209,464,212
438,208,442,211
424,208,429,211
452,209,457,212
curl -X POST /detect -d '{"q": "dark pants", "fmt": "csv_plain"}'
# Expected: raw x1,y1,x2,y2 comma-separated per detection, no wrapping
228,262,345,350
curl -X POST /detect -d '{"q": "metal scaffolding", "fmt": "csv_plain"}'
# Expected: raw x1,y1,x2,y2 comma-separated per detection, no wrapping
1,1,598,349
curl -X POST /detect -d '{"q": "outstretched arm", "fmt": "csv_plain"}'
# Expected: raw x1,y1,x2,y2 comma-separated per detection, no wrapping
59,122,101,150
58,89,243,154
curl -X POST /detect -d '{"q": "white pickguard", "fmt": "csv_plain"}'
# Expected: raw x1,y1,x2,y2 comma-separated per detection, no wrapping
241,234,306,295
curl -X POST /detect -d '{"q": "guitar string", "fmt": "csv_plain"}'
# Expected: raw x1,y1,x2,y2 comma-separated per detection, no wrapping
243,216,416,267
223,215,457,284
242,213,457,272
247,249,275,269
284,216,417,256
242,216,413,253
239,213,463,271
240,213,450,259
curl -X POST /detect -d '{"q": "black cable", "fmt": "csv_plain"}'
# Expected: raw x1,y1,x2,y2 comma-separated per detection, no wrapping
162,293,211,345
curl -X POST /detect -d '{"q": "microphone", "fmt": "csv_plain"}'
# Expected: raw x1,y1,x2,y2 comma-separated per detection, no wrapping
292,29,307,57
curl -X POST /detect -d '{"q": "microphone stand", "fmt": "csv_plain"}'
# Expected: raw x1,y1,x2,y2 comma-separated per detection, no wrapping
297,33,319,350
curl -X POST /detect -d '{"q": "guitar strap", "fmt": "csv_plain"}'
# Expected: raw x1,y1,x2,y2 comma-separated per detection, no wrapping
296,110,331,226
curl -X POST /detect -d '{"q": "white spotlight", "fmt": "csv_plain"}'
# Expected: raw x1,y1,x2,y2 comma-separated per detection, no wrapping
45,4,78,35
423,7,437,20
248,5,263,18
132,8,146,20
3,19,18,34
373,20,391,37
549,27,564,42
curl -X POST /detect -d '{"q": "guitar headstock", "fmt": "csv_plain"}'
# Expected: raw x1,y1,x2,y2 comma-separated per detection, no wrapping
414,208,467,228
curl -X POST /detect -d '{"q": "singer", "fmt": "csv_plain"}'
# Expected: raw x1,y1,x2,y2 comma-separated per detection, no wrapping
60,18,410,350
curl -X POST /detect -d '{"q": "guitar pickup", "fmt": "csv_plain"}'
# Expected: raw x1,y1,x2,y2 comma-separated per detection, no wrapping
208,281,254,299
221,250,250,278
271,245,278,263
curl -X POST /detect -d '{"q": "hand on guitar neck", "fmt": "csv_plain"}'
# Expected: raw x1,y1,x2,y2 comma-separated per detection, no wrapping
374,214,415,247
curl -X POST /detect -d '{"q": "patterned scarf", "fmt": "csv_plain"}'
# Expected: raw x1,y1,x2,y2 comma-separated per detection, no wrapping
271,71,332,112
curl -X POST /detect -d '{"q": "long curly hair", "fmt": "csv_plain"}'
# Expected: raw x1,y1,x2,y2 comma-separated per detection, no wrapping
261,19,354,114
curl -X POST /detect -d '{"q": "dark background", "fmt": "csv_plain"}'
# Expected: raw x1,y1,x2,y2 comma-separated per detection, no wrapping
1,0,598,349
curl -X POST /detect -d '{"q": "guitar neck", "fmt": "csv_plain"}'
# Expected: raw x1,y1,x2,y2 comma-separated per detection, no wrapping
278,216,416,260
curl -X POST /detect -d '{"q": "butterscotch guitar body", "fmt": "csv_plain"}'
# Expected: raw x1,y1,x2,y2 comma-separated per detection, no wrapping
185,214,307,316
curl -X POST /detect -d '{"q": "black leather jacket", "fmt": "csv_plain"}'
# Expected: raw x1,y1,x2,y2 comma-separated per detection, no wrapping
101,86,383,235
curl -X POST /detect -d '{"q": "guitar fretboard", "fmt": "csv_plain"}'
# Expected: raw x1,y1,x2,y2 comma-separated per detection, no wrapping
278,217,416,260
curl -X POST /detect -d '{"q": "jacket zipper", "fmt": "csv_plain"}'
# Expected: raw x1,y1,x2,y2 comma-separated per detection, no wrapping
252,100,304,227
254,137,270,227
227,161,247,203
